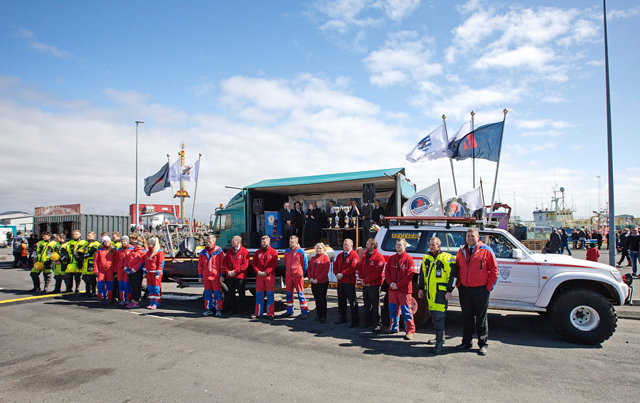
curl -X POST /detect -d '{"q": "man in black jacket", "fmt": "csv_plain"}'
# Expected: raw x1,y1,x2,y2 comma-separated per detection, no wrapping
292,202,305,244
280,202,296,244
372,199,385,225
618,228,631,267
627,227,640,277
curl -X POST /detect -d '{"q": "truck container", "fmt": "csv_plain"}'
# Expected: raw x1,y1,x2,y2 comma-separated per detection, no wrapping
33,214,130,238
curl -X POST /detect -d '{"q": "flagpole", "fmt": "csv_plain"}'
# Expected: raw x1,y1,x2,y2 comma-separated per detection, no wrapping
180,142,185,227
488,109,508,225
480,177,486,207
442,115,458,195
190,153,202,237
437,178,445,216
167,153,178,223
471,111,475,188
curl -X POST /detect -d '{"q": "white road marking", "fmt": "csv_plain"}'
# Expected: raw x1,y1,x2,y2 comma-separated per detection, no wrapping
126,311,174,320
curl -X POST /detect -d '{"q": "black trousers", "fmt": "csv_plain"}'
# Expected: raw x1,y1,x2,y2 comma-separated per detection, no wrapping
82,274,97,294
430,310,446,332
284,228,295,245
311,282,328,319
362,285,381,326
12,253,21,268
337,283,359,324
458,286,491,347
327,230,337,247
64,273,82,291
227,278,246,313
618,249,631,265
129,271,144,302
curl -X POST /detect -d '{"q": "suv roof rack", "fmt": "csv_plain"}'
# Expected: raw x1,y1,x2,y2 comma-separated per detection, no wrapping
383,216,484,229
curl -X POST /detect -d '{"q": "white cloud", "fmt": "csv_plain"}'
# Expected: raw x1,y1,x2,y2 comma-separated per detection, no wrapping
515,119,574,130
608,7,640,20
14,28,75,59
364,31,442,87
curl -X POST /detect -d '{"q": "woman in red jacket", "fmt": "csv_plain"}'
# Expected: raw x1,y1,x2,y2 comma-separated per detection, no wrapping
308,243,331,323
145,237,164,310
125,236,147,309
94,236,118,305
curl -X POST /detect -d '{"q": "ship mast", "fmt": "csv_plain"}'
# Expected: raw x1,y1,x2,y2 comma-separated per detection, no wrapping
179,142,185,226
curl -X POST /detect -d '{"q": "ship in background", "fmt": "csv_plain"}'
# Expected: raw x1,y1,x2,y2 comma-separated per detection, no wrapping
532,186,577,228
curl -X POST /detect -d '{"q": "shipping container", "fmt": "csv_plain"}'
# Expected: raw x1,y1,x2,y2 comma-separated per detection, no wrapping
33,214,130,238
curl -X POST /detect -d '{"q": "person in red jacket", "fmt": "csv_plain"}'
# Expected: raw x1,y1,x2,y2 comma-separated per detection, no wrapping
586,243,600,262
125,236,147,309
199,235,225,317
358,238,385,331
308,242,331,323
383,238,416,339
253,235,278,319
95,236,118,304
223,235,250,315
115,236,133,306
455,228,498,356
284,235,309,318
145,237,164,310
333,238,360,327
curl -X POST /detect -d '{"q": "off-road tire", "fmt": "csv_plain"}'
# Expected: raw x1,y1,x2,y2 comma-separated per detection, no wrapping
549,288,617,345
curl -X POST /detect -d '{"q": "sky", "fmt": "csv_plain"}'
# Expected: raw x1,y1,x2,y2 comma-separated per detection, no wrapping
1,0,639,222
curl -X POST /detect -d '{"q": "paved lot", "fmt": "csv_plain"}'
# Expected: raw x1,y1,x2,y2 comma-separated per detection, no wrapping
1,248,639,402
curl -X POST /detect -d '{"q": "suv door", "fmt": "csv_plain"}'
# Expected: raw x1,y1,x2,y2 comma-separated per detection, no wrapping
480,232,539,301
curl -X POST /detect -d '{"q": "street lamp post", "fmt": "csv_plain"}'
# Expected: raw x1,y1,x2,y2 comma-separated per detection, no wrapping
135,121,144,229
602,0,616,267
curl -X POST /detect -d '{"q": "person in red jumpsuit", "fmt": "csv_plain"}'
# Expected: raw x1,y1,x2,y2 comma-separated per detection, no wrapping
198,235,225,317
284,235,308,319
115,235,133,306
308,242,330,323
145,237,164,310
125,236,147,309
383,238,416,339
94,236,118,305
253,235,279,319
333,238,359,327
223,235,250,315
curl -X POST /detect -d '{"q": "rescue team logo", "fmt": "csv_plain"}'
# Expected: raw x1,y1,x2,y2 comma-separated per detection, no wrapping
444,197,469,217
417,134,432,151
409,195,432,215
267,215,275,225
500,268,510,280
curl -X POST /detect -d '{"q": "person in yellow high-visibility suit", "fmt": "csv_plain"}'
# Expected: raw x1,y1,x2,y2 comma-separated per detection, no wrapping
30,232,59,293
64,230,87,293
82,231,100,297
417,237,458,354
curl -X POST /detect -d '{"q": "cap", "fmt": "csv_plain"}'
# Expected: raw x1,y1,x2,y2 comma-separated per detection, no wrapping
121,235,129,243
102,236,111,243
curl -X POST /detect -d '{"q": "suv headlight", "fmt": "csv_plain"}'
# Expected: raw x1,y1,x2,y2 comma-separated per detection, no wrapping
610,270,623,283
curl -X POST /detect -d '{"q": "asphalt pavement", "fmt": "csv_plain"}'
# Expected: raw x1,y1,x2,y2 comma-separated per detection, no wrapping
1,247,639,402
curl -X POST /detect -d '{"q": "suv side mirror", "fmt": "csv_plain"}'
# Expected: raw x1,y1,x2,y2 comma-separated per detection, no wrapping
512,249,523,259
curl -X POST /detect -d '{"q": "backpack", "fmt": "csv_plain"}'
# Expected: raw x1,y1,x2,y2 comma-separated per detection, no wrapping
13,238,24,253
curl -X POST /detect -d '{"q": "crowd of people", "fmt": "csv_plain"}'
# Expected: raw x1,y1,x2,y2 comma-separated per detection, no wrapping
18,225,640,355
196,227,498,356
280,199,385,248
17,230,164,309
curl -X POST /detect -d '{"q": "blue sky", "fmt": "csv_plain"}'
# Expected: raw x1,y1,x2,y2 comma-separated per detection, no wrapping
1,0,638,221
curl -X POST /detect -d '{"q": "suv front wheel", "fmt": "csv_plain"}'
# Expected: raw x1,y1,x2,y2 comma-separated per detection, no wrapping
549,288,617,345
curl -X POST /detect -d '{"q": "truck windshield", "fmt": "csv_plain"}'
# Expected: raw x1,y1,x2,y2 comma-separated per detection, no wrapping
215,214,232,232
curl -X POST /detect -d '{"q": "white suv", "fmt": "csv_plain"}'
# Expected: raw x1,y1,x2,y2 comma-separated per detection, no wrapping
375,224,632,344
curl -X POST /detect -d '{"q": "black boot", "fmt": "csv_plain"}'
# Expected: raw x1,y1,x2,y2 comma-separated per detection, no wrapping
427,332,446,345
29,272,41,292
433,331,444,355
43,276,52,293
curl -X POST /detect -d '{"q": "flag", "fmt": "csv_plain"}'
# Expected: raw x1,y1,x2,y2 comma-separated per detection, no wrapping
143,162,171,196
442,187,483,217
449,121,471,142
406,124,450,162
181,160,199,182
169,160,180,183
448,121,503,162
402,182,442,216
169,160,200,183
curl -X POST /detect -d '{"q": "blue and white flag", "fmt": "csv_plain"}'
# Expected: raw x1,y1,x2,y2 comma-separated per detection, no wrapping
406,124,449,163
402,182,442,216
448,122,504,162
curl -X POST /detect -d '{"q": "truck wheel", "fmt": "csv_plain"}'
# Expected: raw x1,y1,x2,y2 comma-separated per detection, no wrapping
549,288,617,345
412,289,429,328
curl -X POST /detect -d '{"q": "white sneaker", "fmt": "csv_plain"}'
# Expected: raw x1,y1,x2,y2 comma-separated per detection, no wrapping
203,309,213,317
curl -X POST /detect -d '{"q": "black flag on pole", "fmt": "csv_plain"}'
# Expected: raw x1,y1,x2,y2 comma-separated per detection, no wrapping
143,162,171,196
